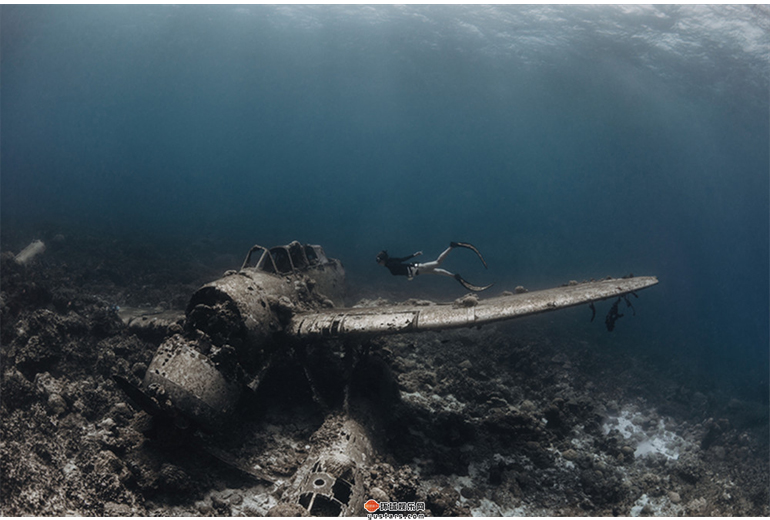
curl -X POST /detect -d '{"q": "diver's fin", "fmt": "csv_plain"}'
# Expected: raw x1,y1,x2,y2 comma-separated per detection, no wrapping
454,273,493,292
450,241,488,268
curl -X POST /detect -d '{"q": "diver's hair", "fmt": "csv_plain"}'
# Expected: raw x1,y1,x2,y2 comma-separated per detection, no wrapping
376,250,389,263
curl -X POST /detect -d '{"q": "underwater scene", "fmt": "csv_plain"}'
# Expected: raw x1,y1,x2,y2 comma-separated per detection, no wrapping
1,4,768,516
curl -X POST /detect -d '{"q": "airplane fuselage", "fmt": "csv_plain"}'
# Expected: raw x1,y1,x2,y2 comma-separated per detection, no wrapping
138,242,346,430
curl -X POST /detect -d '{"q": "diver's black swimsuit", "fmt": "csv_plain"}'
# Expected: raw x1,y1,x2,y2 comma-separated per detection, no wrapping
383,255,419,277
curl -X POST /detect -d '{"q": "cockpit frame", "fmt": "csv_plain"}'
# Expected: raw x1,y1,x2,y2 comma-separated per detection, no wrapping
241,241,331,275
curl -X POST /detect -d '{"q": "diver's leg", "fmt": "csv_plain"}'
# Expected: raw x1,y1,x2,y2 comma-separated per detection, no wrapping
412,261,437,275
435,245,454,265
433,268,456,278
427,241,484,268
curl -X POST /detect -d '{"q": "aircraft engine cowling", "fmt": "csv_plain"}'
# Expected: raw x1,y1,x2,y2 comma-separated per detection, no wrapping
142,270,300,430
143,334,242,431
184,270,297,373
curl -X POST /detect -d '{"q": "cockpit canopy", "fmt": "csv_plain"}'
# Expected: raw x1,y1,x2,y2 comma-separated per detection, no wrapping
242,241,332,275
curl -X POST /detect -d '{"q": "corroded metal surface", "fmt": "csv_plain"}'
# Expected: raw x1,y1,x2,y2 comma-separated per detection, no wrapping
137,242,346,429
289,276,659,339
284,413,373,517
188,270,294,347
144,334,242,430
118,308,184,327
118,308,184,340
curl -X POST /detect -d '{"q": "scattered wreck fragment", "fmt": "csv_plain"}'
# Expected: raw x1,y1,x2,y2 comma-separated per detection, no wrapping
274,413,373,517
14,239,46,265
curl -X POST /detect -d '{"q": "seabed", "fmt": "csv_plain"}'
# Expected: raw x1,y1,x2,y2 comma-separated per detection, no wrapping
1,233,767,516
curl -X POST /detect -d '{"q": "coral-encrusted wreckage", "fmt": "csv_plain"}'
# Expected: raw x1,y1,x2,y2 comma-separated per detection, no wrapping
1,236,767,516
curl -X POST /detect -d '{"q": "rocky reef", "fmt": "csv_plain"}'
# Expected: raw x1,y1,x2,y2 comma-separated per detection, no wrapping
1,232,768,516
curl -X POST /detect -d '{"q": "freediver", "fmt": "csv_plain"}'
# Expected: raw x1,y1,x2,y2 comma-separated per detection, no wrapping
376,241,493,292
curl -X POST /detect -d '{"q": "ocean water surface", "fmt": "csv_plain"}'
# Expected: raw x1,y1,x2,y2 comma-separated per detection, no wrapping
2,5,768,401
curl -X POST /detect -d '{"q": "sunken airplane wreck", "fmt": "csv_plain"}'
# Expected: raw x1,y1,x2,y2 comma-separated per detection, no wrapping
116,241,658,517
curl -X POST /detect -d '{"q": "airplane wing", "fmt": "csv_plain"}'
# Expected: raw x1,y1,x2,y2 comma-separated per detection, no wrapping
289,276,658,339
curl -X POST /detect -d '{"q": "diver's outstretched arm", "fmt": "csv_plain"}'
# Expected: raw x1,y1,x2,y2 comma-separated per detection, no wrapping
392,251,422,263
